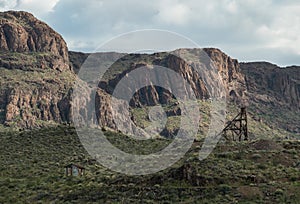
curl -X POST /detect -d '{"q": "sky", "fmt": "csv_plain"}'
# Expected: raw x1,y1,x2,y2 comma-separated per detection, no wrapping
1,0,300,66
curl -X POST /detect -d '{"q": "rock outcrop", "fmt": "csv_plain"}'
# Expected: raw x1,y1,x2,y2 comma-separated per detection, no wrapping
240,62,300,134
91,48,246,134
0,11,75,129
0,11,70,71
0,11,299,137
203,48,247,102
68,51,89,74
4,87,73,128
240,62,300,109
97,48,245,107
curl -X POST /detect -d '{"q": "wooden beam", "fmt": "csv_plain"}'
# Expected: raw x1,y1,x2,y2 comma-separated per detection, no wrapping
222,107,248,141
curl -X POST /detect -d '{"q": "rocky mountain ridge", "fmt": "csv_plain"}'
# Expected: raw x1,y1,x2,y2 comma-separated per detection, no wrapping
240,62,300,134
0,11,70,71
0,11,299,139
88,49,247,136
0,11,75,128
241,62,300,109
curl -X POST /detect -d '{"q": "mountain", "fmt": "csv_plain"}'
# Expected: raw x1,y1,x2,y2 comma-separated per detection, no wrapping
0,11,75,128
240,62,300,134
70,50,299,139
0,11,69,71
89,49,247,137
1,10,300,204
0,11,299,139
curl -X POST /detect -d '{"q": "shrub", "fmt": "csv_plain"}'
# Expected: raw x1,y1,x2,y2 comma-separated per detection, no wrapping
219,184,232,195
251,153,262,160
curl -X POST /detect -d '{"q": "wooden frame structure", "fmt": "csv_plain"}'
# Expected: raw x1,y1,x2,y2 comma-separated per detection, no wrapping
65,164,85,176
223,107,248,141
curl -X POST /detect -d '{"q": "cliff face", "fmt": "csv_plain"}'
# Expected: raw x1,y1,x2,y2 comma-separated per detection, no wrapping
98,53,207,107
0,11,75,129
66,49,300,137
0,11,70,71
0,11,299,136
0,66,76,128
97,48,245,106
203,48,247,102
240,62,300,134
68,51,89,74
240,62,300,109
91,50,299,136
91,48,246,133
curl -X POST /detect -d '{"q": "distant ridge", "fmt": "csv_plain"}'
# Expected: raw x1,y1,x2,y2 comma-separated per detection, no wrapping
0,11,298,139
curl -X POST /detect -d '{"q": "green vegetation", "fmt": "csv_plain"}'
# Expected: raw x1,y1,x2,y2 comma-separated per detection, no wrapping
130,100,294,141
248,102,300,139
0,51,77,129
0,126,299,203
0,66,75,92
0,47,298,203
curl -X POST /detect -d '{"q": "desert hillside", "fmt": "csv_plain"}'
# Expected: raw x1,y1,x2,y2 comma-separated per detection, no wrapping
0,10,299,204
0,11,299,141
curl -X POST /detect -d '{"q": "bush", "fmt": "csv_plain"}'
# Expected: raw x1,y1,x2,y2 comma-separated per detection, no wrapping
251,153,262,160
274,188,284,196
219,184,232,194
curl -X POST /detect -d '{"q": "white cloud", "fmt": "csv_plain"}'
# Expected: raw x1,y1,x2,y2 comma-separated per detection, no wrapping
15,0,60,16
1,0,300,65
248,4,300,57
0,0,17,11
155,1,190,25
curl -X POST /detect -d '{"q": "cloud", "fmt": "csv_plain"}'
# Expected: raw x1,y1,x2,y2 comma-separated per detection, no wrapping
1,0,300,65
255,5,300,55
0,0,17,11
154,0,190,25
45,0,158,51
14,0,60,16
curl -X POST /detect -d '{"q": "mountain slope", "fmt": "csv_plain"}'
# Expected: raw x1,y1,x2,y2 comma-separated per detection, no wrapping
70,50,299,139
0,11,75,129
240,62,300,135
0,11,298,140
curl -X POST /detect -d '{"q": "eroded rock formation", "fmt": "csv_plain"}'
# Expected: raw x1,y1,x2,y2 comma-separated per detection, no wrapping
0,11,74,128
0,11,70,71
0,11,299,137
